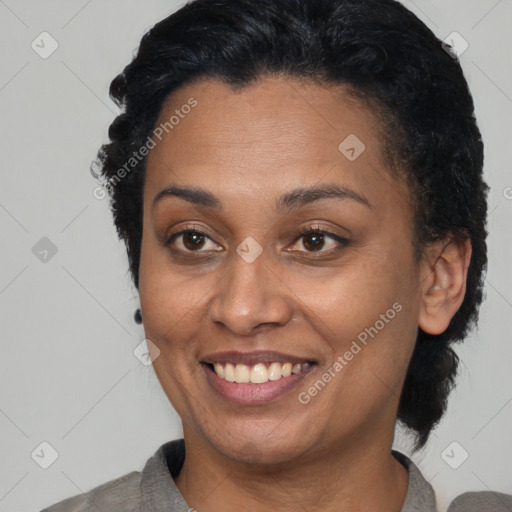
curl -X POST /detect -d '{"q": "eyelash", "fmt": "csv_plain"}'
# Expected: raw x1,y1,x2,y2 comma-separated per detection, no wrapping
289,226,349,256
165,224,349,258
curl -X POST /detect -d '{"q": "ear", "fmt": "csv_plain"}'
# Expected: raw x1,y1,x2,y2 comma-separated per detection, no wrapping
418,236,472,335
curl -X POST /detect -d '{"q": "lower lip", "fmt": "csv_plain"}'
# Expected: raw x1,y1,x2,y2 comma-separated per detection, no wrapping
202,364,314,405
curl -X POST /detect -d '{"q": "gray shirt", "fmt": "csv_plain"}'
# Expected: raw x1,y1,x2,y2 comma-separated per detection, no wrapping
40,439,512,512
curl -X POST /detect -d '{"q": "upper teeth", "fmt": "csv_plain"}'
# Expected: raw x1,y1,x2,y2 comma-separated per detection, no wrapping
212,362,310,384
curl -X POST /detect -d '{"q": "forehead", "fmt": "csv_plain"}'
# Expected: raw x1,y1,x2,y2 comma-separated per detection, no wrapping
144,76,408,215
149,77,380,163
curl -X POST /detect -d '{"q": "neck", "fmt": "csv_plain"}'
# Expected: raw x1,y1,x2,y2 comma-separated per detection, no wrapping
174,427,409,512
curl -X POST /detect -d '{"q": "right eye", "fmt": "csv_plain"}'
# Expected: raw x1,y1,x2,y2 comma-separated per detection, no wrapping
166,226,223,254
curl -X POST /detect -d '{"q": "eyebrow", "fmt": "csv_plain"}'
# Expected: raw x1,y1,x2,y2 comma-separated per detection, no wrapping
277,183,371,211
152,183,371,212
152,185,221,211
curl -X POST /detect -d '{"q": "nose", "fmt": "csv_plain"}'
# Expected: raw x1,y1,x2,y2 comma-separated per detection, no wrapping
208,248,293,336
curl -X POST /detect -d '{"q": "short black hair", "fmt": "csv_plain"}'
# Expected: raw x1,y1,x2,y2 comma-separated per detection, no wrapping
95,0,488,449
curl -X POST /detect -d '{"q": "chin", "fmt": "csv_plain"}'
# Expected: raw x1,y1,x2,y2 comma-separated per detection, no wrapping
197,418,319,466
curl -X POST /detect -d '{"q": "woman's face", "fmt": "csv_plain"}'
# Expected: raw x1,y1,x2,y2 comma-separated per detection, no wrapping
139,76,424,464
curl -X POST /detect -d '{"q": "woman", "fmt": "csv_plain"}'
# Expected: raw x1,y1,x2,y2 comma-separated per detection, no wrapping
42,0,511,510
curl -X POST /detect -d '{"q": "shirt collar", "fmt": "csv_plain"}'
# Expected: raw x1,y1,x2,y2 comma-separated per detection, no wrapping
140,439,438,511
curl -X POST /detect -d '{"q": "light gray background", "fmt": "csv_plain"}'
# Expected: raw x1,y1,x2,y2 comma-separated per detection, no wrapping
0,1,510,511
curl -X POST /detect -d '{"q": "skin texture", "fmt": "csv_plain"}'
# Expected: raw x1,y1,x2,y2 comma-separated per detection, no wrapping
138,76,471,512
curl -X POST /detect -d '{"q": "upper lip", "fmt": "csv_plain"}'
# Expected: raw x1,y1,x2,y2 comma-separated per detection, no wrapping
201,350,317,366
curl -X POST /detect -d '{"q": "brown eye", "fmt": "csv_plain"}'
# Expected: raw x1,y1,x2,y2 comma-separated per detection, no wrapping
287,227,349,255
166,227,222,254
182,231,206,250
302,232,325,252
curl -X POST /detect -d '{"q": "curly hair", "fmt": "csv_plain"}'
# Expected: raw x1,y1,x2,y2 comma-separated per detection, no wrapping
94,0,488,449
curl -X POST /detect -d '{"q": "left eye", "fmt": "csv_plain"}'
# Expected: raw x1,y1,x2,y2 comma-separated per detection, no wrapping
288,228,347,253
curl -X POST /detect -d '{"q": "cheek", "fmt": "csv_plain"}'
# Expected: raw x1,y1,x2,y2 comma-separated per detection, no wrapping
287,245,419,381
138,241,207,346
287,257,409,338
138,250,209,418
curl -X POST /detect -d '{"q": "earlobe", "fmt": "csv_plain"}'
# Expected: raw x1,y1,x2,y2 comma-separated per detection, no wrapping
418,237,472,335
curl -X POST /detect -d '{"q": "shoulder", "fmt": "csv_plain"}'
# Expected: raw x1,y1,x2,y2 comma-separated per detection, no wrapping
448,491,512,511
39,470,141,512
39,439,186,512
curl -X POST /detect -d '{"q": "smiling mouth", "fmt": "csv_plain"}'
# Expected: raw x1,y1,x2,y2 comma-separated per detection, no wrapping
201,351,318,404
204,361,315,384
